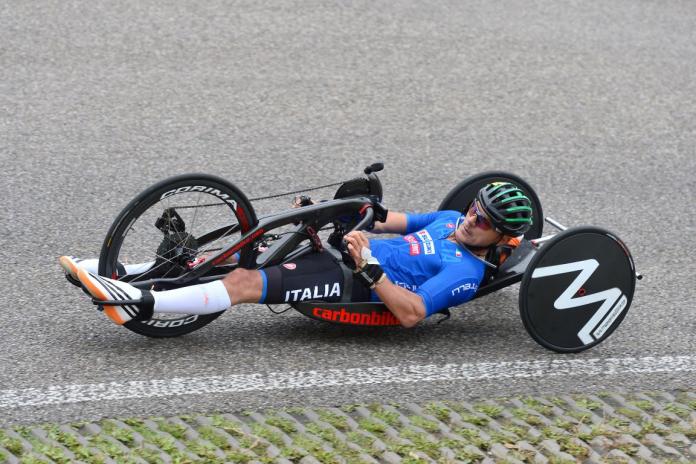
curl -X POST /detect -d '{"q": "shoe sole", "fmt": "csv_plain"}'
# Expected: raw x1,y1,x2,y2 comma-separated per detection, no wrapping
76,268,128,325
59,256,79,279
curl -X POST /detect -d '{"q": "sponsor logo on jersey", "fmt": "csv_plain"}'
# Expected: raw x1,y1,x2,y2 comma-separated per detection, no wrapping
282,263,297,270
416,230,435,255
285,283,341,302
393,280,418,291
404,235,421,255
312,307,400,326
451,282,479,296
416,230,432,242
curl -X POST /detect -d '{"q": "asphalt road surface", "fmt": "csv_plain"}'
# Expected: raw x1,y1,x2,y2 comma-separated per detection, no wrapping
1,0,695,426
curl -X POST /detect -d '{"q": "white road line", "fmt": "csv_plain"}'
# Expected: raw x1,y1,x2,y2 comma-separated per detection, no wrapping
1,355,694,409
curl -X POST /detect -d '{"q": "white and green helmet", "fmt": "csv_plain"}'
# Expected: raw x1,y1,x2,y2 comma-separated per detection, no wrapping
476,182,534,235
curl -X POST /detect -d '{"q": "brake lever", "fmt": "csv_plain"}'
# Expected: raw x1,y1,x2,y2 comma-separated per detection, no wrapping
372,201,388,223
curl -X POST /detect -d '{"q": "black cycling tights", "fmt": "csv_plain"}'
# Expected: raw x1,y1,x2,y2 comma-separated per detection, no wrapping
260,251,370,304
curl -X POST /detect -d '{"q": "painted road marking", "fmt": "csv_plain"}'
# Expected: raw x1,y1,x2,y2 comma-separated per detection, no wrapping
1,355,694,409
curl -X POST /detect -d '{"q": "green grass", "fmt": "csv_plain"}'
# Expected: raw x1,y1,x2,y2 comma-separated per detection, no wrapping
573,397,602,411
154,420,188,440
521,397,553,416
0,430,25,456
424,402,451,422
358,418,387,435
102,421,136,447
250,423,284,448
3,391,696,464
318,410,350,431
408,415,440,433
675,423,696,439
558,437,590,458
210,415,246,438
459,414,490,427
264,416,297,434
346,431,375,450
664,403,690,418
474,403,504,418
616,407,643,421
369,405,401,426
629,400,656,411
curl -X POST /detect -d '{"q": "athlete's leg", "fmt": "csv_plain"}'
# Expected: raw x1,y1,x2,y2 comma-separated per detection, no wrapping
145,268,263,314
75,251,345,326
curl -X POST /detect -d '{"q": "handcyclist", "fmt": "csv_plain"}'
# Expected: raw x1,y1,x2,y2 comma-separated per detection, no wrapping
60,182,533,328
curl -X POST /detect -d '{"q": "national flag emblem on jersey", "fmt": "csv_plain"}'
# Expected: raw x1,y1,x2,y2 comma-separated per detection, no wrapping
446,223,455,229
455,250,462,257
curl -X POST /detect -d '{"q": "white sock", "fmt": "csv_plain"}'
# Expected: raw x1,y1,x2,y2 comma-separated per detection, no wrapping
151,280,232,315
76,259,155,276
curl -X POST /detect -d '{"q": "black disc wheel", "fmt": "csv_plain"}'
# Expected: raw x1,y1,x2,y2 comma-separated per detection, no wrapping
98,174,258,337
438,171,544,240
519,226,637,353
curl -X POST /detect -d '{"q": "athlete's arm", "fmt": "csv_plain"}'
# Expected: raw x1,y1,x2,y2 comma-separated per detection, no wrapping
344,230,425,327
372,278,426,327
370,211,407,234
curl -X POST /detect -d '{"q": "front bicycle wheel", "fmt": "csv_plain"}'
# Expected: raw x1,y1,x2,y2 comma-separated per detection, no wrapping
99,174,258,338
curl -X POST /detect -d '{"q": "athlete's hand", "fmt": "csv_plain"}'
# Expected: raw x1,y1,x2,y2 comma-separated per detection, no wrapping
344,231,371,268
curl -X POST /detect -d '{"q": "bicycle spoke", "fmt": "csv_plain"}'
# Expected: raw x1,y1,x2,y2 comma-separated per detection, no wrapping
188,192,202,238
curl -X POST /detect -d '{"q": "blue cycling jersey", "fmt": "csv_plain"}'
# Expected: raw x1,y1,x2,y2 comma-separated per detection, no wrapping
368,210,486,317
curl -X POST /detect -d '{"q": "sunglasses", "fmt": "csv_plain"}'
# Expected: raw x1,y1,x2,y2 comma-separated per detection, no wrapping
467,201,493,230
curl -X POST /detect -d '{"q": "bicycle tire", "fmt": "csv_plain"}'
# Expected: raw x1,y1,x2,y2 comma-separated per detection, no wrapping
98,173,257,338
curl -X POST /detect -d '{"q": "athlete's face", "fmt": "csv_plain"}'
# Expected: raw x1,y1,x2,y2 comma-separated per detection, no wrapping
454,201,503,248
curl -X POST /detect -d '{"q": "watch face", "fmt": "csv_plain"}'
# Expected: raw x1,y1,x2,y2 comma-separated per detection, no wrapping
520,228,636,353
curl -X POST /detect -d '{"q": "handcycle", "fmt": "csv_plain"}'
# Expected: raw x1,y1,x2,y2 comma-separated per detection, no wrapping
90,162,640,353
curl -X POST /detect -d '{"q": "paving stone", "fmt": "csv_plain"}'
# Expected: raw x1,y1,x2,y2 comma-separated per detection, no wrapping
633,445,661,464
489,442,519,462
605,448,638,463
6,389,696,463
0,447,20,464
356,452,380,463
77,422,102,436
299,455,322,464
381,450,403,463
589,434,615,451
515,441,548,464
438,446,457,462
325,408,361,430
666,432,691,446
28,426,78,461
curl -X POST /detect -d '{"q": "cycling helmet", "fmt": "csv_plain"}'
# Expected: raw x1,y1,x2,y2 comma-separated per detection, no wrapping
476,182,533,235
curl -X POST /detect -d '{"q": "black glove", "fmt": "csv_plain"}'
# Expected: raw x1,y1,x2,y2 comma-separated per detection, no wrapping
351,246,386,289
353,262,386,289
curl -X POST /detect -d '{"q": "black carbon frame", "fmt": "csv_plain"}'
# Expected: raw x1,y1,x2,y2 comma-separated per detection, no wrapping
122,196,378,290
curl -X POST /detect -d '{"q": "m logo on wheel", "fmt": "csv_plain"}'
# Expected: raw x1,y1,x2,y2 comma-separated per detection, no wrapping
531,258,627,344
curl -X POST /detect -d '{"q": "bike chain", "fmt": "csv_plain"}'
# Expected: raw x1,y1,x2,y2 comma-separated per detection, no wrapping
170,179,353,209
247,179,351,202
